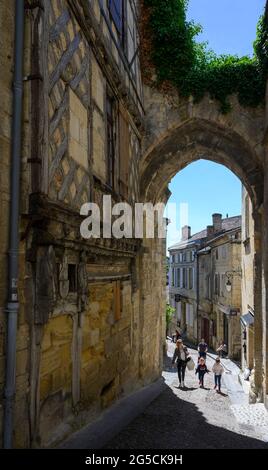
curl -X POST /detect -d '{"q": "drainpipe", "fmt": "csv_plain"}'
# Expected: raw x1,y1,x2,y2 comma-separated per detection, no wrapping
3,0,25,449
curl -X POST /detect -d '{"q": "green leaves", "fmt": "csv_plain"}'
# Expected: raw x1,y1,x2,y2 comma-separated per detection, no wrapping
166,304,176,329
144,0,268,113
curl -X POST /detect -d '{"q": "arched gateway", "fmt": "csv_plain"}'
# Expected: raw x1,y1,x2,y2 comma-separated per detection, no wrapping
139,85,267,402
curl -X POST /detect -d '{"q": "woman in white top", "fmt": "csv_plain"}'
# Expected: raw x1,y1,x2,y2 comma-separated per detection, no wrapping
212,357,224,392
172,339,189,388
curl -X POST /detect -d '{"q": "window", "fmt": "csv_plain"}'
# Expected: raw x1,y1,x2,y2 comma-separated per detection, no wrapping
179,253,183,263
171,268,175,286
119,109,129,199
221,274,225,296
186,304,194,327
183,268,187,289
206,274,211,299
214,273,220,296
68,264,77,293
108,0,124,38
174,269,177,287
180,268,183,288
188,268,194,290
176,268,180,288
106,94,116,188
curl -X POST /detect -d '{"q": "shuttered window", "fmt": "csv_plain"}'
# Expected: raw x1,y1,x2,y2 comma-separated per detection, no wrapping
119,110,130,199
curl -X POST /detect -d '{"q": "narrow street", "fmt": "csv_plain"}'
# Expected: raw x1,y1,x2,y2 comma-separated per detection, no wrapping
104,344,268,449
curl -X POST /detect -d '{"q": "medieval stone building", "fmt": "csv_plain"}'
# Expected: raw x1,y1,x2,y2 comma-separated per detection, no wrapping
169,214,242,360
1,0,268,448
197,215,242,360
169,225,202,344
0,0,165,448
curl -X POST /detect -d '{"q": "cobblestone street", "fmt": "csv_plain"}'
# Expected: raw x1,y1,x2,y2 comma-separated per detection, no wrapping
104,344,268,449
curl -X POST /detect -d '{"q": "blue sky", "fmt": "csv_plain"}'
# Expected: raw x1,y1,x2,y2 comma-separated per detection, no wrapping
167,161,242,249
167,0,265,250
187,0,266,57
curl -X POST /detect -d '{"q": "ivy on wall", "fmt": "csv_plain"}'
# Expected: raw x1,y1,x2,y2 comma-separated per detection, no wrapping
143,0,268,113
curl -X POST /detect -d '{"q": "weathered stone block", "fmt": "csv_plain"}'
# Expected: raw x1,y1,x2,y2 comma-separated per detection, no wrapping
92,109,106,179
69,89,88,169
92,56,105,112
89,329,100,347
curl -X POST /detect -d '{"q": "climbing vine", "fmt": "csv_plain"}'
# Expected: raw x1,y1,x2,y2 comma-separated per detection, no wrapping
143,0,268,113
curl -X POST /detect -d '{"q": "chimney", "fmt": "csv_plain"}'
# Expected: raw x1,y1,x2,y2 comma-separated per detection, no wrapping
212,213,222,232
206,225,214,238
181,225,191,241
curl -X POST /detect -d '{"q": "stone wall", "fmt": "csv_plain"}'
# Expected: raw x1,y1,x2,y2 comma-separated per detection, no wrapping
0,0,164,448
0,0,33,448
2,0,268,448
241,188,255,370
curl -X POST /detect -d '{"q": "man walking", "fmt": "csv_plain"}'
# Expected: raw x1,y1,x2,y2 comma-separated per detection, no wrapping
198,338,208,361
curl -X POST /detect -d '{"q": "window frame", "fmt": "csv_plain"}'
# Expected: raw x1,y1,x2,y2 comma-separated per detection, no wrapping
106,93,116,189
108,0,125,46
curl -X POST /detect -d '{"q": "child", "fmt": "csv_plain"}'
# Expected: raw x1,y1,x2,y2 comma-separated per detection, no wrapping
212,357,224,392
195,357,209,388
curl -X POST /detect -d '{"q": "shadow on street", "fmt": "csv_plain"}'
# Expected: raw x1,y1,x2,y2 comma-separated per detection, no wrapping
104,383,268,449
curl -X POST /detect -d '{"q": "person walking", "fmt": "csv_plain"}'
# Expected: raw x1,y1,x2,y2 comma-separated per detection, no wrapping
212,357,224,393
171,328,181,343
198,338,208,361
216,340,228,359
195,357,209,388
172,339,189,388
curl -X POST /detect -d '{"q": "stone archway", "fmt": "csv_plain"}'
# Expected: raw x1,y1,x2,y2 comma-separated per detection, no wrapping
141,117,263,208
139,87,266,401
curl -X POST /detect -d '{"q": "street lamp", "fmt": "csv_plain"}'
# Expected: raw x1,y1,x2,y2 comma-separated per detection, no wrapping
225,269,242,293
225,278,232,293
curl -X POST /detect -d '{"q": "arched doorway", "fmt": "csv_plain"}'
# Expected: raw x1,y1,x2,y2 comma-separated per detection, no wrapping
139,114,265,402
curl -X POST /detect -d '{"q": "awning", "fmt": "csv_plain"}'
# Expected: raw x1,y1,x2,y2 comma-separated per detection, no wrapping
218,304,240,316
240,311,254,327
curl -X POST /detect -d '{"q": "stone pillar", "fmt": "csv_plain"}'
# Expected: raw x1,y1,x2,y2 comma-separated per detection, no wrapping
263,145,268,406
251,210,263,402
137,229,166,385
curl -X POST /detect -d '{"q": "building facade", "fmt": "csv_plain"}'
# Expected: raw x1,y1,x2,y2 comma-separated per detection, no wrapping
1,0,268,448
0,0,166,448
198,218,242,360
169,225,204,343
169,214,242,360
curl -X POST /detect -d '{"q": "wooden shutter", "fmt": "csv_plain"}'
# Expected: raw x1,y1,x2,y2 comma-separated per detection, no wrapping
119,109,130,199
